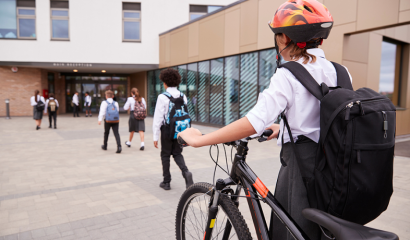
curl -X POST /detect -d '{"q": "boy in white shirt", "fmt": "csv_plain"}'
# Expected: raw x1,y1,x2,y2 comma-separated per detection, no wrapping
44,93,59,129
153,68,193,191
84,92,92,117
98,90,122,154
72,92,80,117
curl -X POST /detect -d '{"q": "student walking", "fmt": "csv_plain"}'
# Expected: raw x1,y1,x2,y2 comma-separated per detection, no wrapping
44,93,59,129
98,90,122,153
153,68,193,191
30,90,45,130
178,1,350,239
84,92,92,117
72,91,80,117
124,88,146,150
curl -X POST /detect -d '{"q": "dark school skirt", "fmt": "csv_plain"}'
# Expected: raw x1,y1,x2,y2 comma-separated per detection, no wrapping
270,137,323,240
33,106,43,120
129,111,145,132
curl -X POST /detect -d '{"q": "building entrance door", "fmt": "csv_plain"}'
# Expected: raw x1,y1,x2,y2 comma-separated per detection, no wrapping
65,76,128,114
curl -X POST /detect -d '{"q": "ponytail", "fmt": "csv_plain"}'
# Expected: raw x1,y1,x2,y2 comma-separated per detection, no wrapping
34,90,39,102
131,88,142,102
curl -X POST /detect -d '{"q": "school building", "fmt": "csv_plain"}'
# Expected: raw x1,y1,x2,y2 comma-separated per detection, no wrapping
0,0,236,115
1,0,410,136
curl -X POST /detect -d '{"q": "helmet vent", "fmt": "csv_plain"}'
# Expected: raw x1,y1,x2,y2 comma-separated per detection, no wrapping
304,5,313,13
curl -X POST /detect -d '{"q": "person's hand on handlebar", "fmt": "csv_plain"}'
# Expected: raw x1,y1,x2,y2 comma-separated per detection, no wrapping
265,123,280,141
178,128,203,148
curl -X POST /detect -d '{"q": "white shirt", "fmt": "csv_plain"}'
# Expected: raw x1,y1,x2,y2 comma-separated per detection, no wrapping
123,96,146,111
30,95,45,106
44,98,59,113
84,95,92,106
246,48,352,145
152,87,188,141
72,94,79,106
98,98,120,122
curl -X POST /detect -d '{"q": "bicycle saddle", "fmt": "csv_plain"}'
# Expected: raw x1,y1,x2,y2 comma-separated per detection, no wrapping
302,208,399,240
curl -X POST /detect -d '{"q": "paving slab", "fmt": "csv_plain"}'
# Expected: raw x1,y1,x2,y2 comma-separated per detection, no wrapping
0,115,409,239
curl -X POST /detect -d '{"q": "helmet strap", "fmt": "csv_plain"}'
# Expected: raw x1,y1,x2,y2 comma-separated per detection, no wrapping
275,38,292,71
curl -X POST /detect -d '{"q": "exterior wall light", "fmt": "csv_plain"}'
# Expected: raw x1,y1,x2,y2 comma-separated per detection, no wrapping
73,69,78,72
101,70,106,73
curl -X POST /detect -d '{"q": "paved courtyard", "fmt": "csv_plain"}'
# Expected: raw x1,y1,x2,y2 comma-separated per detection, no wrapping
0,115,409,240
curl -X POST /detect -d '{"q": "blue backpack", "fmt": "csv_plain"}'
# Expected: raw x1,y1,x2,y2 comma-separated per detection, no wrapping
105,100,119,123
162,92,191,139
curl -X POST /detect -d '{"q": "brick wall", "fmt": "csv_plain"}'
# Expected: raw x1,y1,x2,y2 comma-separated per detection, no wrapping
0,66,43,117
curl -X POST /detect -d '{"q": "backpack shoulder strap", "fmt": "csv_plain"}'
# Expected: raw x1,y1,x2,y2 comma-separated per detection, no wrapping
330,62,353,90
279,61,324,100
162,92,172,98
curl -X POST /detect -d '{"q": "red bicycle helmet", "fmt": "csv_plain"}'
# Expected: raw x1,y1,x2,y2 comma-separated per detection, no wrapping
269,0,333,47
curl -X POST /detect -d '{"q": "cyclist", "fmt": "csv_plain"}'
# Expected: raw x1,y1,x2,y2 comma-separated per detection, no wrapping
178,0,350,239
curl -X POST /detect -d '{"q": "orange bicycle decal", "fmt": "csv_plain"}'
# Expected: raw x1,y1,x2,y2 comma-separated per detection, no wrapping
253,178,269,198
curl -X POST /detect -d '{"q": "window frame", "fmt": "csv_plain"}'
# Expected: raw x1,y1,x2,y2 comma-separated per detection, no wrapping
122,10,141,42
50,7,70,41
16,7,36,39
379,37,406,107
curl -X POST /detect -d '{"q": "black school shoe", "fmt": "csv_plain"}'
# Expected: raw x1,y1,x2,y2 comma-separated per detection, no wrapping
49,126,52,128
159,182,171,190
101,145,107,150
182,171,194,189
116,146,122,154
54,126,57,129
140,146,144,151
36,126,40,130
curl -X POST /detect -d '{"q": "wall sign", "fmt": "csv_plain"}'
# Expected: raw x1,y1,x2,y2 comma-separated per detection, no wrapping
53,63,93,67
11,67,18,73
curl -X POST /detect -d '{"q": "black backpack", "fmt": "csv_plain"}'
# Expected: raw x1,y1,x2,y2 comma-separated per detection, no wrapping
36,99,45,112
162,92,191,140
279,61,396,225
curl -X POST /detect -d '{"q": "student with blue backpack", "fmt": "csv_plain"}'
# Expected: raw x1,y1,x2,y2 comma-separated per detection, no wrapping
98,90,122,154
153,68,194,191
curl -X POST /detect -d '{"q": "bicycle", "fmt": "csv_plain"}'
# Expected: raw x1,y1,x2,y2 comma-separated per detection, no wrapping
175,131,399,240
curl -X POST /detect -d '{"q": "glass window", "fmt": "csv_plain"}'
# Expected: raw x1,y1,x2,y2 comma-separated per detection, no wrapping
0,0,17,39
190,12,206,21
210,58,224,125
224,56,240,125
17,7,36,38
178,65,187,95
187,63,198,121
259,49,277,92
48,73,55,93
123,10,141,41
51,8,69,40
240,52,258,118
379,39,403,106
198,61,210,123
147,71,156,116
208,6,222,13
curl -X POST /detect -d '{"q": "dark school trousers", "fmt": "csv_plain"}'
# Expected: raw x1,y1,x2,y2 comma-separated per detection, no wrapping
48,111,57,127
160,126,188,183
73,104,79,117
104,121,121,147
270,137,322,240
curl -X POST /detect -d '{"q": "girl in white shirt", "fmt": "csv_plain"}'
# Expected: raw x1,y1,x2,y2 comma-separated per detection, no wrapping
178,1,345,239
123,88,147,150
30,90,46,130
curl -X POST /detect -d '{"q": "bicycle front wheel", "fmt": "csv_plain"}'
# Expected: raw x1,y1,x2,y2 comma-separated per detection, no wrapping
176,182,252,240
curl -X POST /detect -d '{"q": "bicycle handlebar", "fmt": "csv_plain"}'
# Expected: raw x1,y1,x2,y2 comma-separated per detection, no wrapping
177,129,274,147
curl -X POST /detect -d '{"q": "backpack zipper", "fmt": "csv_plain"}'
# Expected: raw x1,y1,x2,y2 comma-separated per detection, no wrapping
345,102,354,120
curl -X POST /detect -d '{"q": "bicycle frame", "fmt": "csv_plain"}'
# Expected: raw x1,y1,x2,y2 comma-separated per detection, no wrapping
203,139,311,240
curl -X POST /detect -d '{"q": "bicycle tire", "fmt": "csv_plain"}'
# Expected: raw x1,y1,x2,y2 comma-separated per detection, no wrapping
175,182,252,240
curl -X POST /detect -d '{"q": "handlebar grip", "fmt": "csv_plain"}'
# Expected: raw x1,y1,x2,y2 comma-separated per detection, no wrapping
262,129,274,137
177,136,189,147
